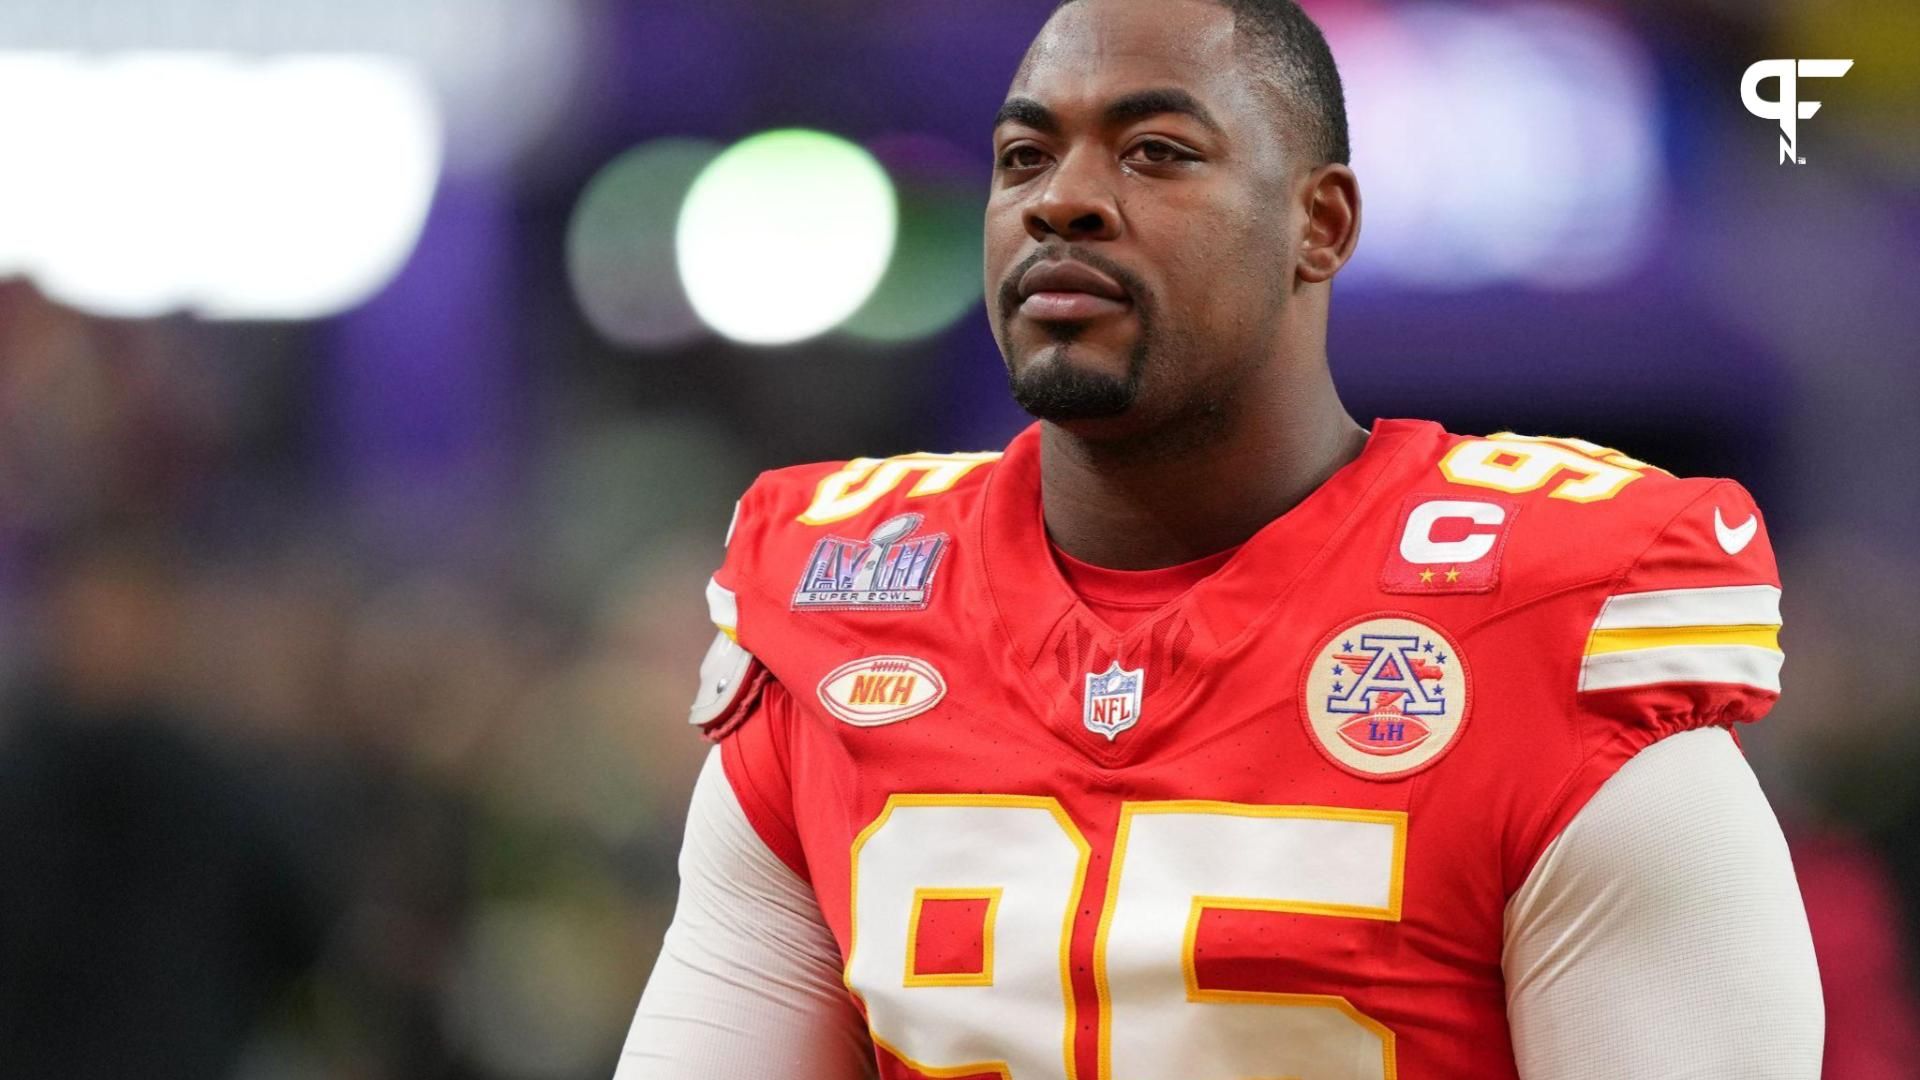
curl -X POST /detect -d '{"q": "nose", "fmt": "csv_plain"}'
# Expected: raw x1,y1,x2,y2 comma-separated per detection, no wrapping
1024,150,1120,244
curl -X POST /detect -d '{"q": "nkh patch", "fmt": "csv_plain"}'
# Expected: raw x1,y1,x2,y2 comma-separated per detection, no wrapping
817,655,946,727
792,512,948,611
1299,614,1471,779
1084,661,1143,741
1380,494,1516,595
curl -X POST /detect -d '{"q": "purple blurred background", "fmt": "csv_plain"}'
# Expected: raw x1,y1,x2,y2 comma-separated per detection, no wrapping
0,0,1914,1076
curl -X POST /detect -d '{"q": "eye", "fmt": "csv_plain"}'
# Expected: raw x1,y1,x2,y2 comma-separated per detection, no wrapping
997,144,1049,171
1125,139,1193,165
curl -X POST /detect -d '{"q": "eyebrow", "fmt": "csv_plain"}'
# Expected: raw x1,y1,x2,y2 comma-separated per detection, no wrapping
993,87,1226,138
993,96,1058,134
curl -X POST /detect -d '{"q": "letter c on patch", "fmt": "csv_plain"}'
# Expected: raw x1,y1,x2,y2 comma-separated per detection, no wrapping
1400,500,1507,564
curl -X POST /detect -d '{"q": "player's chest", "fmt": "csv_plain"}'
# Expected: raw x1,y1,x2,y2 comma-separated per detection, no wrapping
793,584,1500,804
780,642,1515,1080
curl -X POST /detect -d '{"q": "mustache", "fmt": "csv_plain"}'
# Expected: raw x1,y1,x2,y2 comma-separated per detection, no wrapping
996,246,1151,322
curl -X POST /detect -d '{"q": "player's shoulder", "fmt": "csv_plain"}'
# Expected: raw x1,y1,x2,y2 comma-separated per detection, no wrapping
714,445,1008,614
730,447,1005,546
693,446,1008,739
1403,428,1787,883
1408,425,1775,593
736,449,1006,531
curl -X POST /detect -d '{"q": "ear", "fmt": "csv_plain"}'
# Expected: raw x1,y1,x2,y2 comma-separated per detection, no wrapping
1295,163,1361,285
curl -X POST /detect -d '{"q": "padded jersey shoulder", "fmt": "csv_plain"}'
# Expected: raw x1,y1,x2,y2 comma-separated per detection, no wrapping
1418,429,1774,603
717,450,1005,609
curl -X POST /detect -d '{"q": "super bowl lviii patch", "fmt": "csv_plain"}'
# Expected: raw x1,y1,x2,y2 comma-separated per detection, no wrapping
1299,614,1470,779
793,513,947,611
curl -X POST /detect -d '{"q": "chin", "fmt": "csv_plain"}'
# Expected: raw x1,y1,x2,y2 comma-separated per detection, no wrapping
1007,343,1141,424
1015,334,1133,380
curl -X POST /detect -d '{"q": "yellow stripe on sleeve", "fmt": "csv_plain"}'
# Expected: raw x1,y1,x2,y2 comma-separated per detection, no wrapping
1584,624,1780,657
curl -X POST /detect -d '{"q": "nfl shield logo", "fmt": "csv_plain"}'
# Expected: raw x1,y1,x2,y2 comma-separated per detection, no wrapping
1083,661,1143,741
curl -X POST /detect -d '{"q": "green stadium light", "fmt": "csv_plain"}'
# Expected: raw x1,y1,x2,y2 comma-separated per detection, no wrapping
676,129,898,346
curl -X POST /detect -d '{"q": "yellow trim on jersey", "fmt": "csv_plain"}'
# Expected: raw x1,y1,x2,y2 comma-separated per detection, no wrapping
1487,431,1672,475
1175,910,1401,1080
1584,624,1781,656
1438,437,1650,503
903,887,1002,987
1581,584,1784,693
798,452,1003,526
845,793,1090,1080
867,1031,1012,1080
1094,801,1405,1080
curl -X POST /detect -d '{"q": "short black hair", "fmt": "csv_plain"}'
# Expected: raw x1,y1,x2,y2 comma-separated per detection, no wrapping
1052,0,1350,166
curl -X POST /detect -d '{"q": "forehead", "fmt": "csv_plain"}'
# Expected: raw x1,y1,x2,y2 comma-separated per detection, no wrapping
1011,0,1255,119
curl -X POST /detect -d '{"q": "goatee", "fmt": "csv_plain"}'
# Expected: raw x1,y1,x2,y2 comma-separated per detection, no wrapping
1007,339,1142,421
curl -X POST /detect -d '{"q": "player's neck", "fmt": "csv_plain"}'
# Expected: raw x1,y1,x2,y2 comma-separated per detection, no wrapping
1038,370,1366,571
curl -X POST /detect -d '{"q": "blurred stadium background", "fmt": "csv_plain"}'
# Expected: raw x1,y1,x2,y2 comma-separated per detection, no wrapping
0,0,1914,1077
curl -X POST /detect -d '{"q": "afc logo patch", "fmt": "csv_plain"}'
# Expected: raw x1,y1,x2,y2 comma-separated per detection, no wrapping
1380,494,1516,595
1299,613,1471,780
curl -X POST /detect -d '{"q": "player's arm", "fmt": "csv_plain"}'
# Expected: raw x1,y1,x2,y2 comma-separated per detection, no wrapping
1505,479,1822,1077
1503,726,1823,1078
614,741,874,1080
614,609,875,1080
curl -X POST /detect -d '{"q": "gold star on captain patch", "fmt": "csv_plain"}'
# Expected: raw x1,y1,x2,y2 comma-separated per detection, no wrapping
1418,568,1435,583
1445,567,1461,582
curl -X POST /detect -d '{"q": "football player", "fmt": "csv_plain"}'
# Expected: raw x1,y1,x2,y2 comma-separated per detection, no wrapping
615,0,1823,1076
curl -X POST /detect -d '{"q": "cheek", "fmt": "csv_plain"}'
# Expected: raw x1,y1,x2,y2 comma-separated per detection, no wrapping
981,205,1024,311
1200,204,1292,294
1151,228,1252,318
983,198,1024,259
1148,222,1289,346
1137,189,1274,285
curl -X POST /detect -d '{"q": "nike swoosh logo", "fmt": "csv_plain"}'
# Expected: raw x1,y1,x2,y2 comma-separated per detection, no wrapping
1714,508,1757,555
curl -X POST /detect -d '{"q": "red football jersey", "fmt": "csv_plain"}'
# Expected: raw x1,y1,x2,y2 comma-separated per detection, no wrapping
699,419,1783,1080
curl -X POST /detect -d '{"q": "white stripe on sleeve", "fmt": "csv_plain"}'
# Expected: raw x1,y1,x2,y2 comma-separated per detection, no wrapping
1578,643,1785,693
1591,584,1781,630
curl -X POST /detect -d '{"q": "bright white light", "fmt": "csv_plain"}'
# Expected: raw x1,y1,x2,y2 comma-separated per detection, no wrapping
201,57,441,318
0,51,441,320
0,1,583,175
1324,3,1662,290
676,130,898,346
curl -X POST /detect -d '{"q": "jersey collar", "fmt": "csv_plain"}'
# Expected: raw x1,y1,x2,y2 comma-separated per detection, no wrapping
977,418,1434,691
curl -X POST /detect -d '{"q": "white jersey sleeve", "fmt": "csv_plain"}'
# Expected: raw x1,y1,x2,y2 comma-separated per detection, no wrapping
1505,726,1824,1079
613,748,875,1080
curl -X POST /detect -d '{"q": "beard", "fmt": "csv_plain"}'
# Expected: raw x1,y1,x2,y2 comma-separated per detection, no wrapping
1005,325,1149,421
998,294,1242,463
996,249,1156,423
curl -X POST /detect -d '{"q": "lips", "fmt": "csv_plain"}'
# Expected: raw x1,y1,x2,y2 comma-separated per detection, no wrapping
1017,260,1132,322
